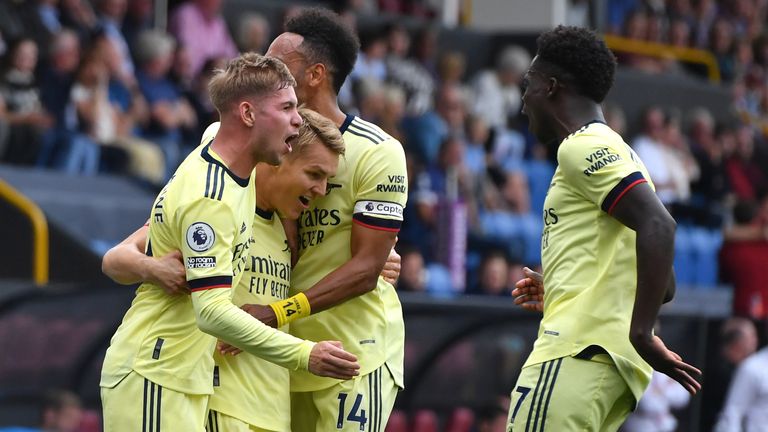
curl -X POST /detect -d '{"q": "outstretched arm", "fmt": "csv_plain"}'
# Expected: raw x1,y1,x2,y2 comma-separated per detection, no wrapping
102,224,188,295
610,183,701,394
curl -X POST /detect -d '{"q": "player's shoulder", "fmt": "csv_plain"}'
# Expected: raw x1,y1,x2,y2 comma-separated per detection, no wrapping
171,141,249,205
559,122,625,155
343,115,398,147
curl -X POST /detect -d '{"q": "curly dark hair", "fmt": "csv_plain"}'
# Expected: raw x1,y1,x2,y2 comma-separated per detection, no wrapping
285,8,360,94
535,25,616,103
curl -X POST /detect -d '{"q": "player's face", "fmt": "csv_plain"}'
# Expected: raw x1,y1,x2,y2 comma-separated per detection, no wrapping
270,139,340,220
521,56,556,145
249,86,302,166
267,33,310,104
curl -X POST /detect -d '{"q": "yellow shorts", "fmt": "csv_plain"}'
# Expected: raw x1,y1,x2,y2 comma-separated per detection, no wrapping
291,365,399,432
206,410,274,432
101,370,209,432
506,355,634,432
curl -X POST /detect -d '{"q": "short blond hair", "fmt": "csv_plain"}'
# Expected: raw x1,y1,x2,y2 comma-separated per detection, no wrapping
292,107,345,157
208,53,296,112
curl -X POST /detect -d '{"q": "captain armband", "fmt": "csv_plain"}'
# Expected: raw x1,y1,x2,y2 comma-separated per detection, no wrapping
269,292,311,328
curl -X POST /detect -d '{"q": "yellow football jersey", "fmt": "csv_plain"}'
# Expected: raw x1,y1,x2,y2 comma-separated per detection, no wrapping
102,124,314,396
525,121,655,403
208,206,292,430
101,140,256,395
289,115,408,392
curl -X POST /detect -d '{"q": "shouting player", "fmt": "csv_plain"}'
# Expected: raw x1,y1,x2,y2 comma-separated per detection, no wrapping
100,54,359,432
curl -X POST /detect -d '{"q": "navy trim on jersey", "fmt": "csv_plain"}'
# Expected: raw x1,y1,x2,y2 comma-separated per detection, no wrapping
142,379,162,432
538,358,563,432
201,141,250,187
210,165,219,199
351,119,385,141
353,214,401,232
339,114,354,134
188,275,232,291
255,206,274,220
601,171,647,214
216,165,225,200
346,123,384,144
205,163,213,198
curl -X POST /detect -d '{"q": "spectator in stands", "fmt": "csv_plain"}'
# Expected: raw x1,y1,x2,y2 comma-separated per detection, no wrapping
38,29,79,168
633,106,690,207
67,52,110,174
350,25,388,84
726,125,768,201
469,46,529,132
134,29,196,179
377,84,406,143
709,18,736,82
39,389,83,432
235,12,271,54
396,244,453,296
186,56,227,142
169,0,238,77
411,25,439,80
122,0,153,52
339,24,388,110
354,77,385,122
0,389,85,432
621,10,664,73
90,32,163,185
16,0,62,59
402,83,465,166
59,0,98,42
0,38,52,165
692,0,718,48
720,199,768,320
715,323,768,431
385,22,435,116
95,0,134,80
437,51,466,88
470,250,511,296
701,317,758,431
688,108,730,227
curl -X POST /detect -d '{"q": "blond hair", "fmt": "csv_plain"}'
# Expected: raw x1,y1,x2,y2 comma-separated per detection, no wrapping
291,107,345,157
208,53,296,112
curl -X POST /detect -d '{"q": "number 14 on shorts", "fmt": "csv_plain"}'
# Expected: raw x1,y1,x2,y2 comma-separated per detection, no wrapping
337,392,367,430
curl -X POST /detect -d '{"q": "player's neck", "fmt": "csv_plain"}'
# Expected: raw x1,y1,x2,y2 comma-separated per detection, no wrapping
210,123,257,178
253,166,276,212
554,99,605,142
305,92,347,128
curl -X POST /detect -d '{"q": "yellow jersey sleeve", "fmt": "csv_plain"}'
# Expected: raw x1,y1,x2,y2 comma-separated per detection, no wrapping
177,197,238,291
352,140,408,232
558,131,648,214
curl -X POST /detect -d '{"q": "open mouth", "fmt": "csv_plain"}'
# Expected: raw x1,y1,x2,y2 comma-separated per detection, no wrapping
298,195,310,207
285,133,299,151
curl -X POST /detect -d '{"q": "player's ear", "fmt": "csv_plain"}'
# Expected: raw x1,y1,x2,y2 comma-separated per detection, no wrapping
546,77,560,97
239,101,256,127
306,62,326,88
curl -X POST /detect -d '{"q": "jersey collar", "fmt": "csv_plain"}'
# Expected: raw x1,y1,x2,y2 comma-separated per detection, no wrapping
255,206,274,220
339,114,354,134
201,140,250,187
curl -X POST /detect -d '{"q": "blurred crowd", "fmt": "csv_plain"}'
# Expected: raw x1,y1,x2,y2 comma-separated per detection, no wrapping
605,0,768,320
0,0,766,315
